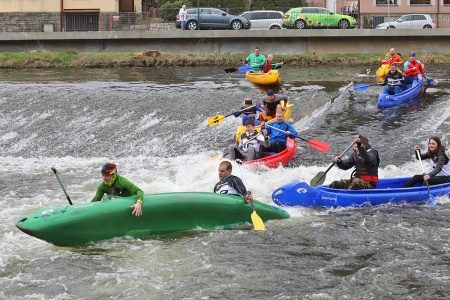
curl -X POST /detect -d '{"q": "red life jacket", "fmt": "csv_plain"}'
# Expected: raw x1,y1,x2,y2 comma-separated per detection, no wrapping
262,60,273,73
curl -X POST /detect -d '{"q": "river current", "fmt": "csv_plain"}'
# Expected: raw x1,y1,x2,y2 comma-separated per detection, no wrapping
1,66,450,299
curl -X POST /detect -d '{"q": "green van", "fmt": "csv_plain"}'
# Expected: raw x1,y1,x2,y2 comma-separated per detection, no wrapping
282,7,357,29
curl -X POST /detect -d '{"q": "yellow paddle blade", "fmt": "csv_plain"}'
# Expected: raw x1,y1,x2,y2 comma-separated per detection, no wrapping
207,115,225,127
251,211,265,230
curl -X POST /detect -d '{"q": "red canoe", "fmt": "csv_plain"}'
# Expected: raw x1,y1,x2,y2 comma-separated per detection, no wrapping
243,138,297,168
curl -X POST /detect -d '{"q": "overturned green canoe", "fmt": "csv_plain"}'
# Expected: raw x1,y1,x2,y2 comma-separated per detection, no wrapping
16,192,289,247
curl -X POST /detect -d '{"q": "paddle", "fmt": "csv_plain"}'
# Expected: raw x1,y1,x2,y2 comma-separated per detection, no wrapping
354,83,371,92
208,105,256,127
239,65,254,73
224,65,256,74
364,65,379,75
417,150,436,208
224,67,238,74
51,167,73,205
426,77,437,86
310,140,355,186
235,160,265,230
264,124,330,152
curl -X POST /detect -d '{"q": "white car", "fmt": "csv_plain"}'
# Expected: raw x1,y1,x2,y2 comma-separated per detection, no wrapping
375,14,435,29
239,10,283,29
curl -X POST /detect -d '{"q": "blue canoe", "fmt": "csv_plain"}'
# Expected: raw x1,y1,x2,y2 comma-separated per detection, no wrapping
272,177,450,208
377,74,423,109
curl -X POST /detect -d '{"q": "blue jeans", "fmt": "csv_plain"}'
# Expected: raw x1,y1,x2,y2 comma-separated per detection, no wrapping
181,21,186,30
404,76,418,85
383,86,402,95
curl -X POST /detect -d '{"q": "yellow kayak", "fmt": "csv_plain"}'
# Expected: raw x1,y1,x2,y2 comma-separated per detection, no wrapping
235,102,293,143
245,69,281,85
375,64,390,78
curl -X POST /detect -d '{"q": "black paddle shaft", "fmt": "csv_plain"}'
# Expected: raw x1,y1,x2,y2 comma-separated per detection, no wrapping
51,167,73,205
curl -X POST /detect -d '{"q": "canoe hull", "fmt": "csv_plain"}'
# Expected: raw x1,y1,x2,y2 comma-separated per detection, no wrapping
272,177,450,208
377,74,423,108
16,192,290,246
245,69,281,85
243,138,296,168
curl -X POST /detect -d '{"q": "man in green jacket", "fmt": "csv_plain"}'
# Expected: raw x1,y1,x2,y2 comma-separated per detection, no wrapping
245,47,266,72
92,163,144,217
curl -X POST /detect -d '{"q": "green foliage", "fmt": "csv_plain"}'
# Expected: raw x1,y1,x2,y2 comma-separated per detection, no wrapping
250,0,308,12
159,0,193,22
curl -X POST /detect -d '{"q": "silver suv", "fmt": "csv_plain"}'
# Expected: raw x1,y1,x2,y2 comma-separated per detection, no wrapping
175,8,251,30
239,10,283,29
375,14,435,29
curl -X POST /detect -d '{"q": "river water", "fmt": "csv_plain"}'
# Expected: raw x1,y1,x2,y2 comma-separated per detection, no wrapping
1,66,450,299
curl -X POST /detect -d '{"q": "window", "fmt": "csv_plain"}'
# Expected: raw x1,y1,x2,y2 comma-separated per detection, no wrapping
302,8,319,14
253,12,265,20
317,8,331,14
402,15,413,21
376,0,398,4
241,13,250,19
445,0,450,4
410,0,431,4
210,9,222,15
268,12,282,19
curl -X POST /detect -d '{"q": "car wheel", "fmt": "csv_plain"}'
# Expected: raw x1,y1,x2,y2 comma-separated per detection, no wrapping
295,20,306,29
270,25,281,30
187,20,197,30
339,19,350,29
423,24,432,28
388,25,396,29
231,20,243,30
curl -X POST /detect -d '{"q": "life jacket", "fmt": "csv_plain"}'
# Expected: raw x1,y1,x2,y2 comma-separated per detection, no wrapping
387,78,402,86
352,148,380,183
262,60,273,73
405,61,423,77
242,106,258,116
429,151,450,176
240,131,261,152
214,175,241,196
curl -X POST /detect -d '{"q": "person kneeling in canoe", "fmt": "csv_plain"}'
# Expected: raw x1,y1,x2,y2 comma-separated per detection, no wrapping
92,163,144,217
214,161,253,203
229,119,265,161
261,54,284,73
402,136,450,188
234,98,264,126
328,136,380,190
260,89,288,121
404,51,426,86
259,111,297,155
379,64,405,95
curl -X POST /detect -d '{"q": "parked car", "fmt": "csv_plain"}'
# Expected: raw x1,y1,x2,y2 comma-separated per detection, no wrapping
282,7,357,29
239,10,283,30
175,8,251,30
375,14,435,29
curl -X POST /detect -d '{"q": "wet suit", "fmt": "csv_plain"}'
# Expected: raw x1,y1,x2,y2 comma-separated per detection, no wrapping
214,175,247,197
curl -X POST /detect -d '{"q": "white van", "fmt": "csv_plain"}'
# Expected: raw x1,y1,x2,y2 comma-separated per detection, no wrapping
239,10,283,30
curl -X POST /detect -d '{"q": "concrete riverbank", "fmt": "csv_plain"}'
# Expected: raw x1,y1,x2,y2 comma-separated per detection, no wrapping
1,29,449,55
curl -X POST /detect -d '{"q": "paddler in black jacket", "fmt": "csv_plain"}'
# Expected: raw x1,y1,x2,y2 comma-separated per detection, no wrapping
214,161,252,203
328,135,380,190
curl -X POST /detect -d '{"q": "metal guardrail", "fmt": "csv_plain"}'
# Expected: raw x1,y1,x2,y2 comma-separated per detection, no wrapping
0,10,448,32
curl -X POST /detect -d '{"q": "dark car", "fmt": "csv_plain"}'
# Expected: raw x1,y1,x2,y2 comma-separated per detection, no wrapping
175,8,251,30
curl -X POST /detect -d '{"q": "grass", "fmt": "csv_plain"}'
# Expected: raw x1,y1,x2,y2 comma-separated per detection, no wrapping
1,51,450,69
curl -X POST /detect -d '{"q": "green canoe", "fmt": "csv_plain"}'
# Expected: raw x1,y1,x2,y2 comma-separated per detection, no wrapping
16,192,289,247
